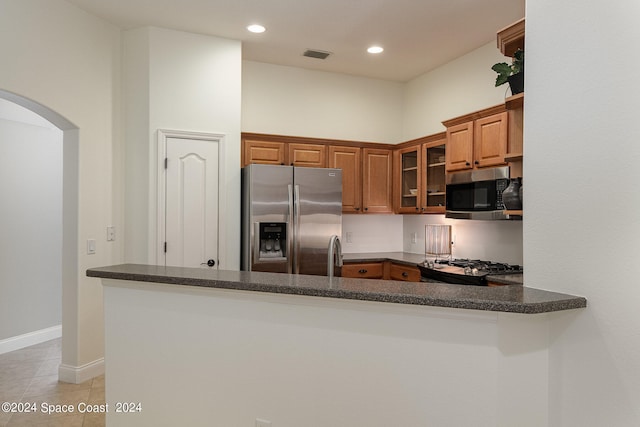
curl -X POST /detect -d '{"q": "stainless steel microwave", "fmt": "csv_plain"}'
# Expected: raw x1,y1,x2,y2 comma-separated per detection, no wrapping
445,166,510,220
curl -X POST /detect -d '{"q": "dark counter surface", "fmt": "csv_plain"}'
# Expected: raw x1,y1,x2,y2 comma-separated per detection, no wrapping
87,264,585,314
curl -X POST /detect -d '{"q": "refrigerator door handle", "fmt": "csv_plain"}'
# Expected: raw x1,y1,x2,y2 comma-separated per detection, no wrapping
294,184,301,274
287,184,294,274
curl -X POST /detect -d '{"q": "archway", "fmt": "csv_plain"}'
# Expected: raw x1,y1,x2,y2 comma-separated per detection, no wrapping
0,89,79,382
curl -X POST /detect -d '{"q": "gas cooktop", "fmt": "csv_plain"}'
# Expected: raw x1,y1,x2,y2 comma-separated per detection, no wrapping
418,258,523,286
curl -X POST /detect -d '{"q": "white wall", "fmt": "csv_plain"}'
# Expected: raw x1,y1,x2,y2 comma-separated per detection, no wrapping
0,99,62,341
242,61,404,143
104,281,552,427
342,214,404,253
403,42,510,140
0,0,123,378
403,215,523,265
124,27,242,269
526,0,640,425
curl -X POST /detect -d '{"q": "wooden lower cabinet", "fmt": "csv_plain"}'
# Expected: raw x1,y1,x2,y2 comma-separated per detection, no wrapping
341,261,421,282
388,262,421,282
341,262,384,279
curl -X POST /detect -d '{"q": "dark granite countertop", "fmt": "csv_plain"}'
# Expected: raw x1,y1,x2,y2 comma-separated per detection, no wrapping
343,252,426,267
87,264,585,314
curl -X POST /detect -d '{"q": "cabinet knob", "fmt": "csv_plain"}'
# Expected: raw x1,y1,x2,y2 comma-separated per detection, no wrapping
402,272,409,277
474,161,479,165
358,269,368,274
290,162,294,166
465,162,470,166
355,207,360,211
364,207,368,211
415,207,419,211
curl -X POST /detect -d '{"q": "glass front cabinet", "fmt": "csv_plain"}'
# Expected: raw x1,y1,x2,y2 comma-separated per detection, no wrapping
394,136,446,214
422,139,446,214
395,145,421,213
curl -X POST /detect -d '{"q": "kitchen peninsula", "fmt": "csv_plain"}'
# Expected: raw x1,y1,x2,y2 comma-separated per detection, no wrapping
89,264,584,426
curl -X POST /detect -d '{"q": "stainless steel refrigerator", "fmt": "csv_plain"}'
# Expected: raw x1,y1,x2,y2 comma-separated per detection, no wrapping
241,164,342,276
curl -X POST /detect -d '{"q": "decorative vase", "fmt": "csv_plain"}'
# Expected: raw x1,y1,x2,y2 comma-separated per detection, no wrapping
518,181,523,207
507,72,524,95
502,178,522,210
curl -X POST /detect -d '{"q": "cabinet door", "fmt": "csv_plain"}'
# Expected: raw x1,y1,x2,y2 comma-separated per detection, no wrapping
394,145,421,214
474,112,508,168
328,145,362,213
445,122,474,172
362,148,393,213
288,143,327,167
421,139,446,214
243,140,285,166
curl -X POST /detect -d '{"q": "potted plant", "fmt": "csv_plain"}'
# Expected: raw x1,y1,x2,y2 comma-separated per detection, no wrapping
492,49,524,94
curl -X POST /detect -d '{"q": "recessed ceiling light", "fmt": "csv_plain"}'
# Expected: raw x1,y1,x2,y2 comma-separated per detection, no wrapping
247,24,266,34
367,46,384,54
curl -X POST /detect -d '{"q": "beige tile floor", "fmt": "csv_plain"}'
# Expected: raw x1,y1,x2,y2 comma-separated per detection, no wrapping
0,338,105,427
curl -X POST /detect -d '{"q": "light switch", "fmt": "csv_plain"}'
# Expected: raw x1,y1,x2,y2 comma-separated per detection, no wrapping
107,226,115,241
346,232,353,243
87,239,96,255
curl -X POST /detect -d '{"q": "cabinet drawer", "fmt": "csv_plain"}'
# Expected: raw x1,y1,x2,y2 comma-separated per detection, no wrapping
341,263,384,279
388,263,421,282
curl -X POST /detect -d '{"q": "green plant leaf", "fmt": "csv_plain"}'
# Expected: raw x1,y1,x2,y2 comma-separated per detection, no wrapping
495,74,509,86
491,62,512,87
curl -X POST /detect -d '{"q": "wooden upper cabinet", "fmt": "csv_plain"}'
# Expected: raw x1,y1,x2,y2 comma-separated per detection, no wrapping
445,122,474,172
394,145,421,214
288,143,327,167
362,148,393,213
422,138,446,214
243,139,285,166
497,18,525,57
328,145,362,213
474,112,508,169
444,107,508,172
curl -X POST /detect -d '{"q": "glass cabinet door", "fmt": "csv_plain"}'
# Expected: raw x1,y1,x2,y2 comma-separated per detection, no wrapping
422,141,446,213
399,148,420,212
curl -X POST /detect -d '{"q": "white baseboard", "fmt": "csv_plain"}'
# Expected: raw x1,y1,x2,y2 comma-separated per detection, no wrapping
0,325,62,355
59,358,105,384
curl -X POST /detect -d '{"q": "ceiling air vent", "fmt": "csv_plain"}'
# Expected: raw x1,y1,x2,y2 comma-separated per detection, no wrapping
303,49,332,60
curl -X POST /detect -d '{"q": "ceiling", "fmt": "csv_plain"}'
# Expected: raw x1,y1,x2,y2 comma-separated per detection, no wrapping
66,0,525,82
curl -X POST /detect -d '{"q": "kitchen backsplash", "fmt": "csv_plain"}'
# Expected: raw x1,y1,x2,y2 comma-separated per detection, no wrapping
341,214,404,253
403,215,523,265
342,214,523,265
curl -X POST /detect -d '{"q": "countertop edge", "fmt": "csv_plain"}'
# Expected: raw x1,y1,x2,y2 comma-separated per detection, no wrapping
87,265,586,315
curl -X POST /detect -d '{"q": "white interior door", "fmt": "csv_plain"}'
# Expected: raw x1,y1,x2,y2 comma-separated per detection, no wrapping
163,135,220,268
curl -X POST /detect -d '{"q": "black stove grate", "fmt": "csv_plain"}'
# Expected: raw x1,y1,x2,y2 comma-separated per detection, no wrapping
436,259,523,274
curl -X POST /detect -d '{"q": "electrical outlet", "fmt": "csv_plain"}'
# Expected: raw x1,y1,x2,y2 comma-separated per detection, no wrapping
256,419,272,427
411,232,417,244
107,226,115,241
346,232,353,243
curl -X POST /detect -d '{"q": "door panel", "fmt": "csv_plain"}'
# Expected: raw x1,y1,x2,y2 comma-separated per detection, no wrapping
165,137,219,268
294,167,342,276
